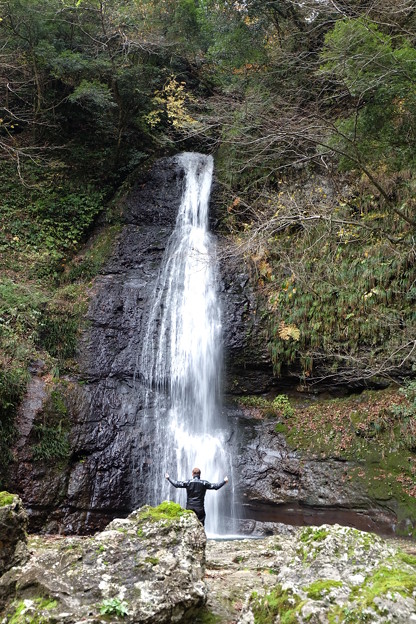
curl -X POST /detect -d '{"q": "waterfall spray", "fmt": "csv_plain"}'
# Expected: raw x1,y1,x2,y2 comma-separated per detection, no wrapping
139,152,233,535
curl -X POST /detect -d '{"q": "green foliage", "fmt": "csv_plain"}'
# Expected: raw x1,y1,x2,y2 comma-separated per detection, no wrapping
30,383,71,463
0,277,44,461
0,491,15,506
320,18,416,172
238,395,272,409
0,279,45,354
32,189,104,253
0,366,30,415
99,598,129,618
37,314,79,362
392,381,416,420
263,199,416,381
0,365,30,487
35,283,88,369
138,501,192,523
69,80,117,111
238,394,294,419
0,162,105,279
390,382,416,452
272,395,294,418
63,224,121,282
32,423,71,462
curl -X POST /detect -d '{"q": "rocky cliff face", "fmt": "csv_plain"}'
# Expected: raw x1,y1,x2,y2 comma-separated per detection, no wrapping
233,416,398,536
9,154,269,534
0,493,29,577
8,154,402,539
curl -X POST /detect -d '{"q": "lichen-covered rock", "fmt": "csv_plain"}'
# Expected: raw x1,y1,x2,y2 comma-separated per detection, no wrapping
0,502,207,623
225,524,416,624
0,492,28,577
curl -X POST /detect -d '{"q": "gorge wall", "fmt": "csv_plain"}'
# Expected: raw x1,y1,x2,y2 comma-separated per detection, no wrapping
9,154,400,537
9,154,268,533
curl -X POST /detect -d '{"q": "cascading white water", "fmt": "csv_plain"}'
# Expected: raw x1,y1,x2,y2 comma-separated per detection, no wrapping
139,152,232,534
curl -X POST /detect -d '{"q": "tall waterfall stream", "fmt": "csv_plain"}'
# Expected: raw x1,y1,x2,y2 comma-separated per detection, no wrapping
139,152,234,535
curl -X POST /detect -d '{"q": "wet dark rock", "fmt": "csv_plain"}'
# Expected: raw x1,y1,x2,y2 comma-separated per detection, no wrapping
0,494,29,577
234,414,398,536
218,240,274,396
10,154,271,534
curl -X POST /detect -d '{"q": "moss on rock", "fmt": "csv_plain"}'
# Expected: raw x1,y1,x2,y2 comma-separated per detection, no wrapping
304,579,343,600
137,501,193,523
0,491,15,506
250,584,303,624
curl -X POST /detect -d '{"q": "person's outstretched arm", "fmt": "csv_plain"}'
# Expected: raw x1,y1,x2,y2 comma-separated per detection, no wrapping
206,476,229,490
165,473,188,488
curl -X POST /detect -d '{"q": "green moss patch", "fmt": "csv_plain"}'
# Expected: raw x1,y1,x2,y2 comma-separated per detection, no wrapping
327,561,416,621
138,501,193,524
358,565,416,605
397,551,416,566
304,579,343,600
0,491,15,506
250,584,303,624
300,527,330,543
7,597,58,624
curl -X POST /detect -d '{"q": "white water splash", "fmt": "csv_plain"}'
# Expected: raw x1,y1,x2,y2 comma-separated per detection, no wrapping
139,152,233,534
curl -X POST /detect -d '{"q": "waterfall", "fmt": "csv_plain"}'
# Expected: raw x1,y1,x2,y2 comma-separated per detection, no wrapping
139,152,232,535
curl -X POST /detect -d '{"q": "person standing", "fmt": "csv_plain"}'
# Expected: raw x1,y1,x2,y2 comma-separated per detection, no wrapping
165,467,228,526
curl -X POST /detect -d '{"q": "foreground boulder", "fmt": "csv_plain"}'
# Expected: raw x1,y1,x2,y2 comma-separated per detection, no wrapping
0,502,206,623
205,524,416,623
0,492,28,577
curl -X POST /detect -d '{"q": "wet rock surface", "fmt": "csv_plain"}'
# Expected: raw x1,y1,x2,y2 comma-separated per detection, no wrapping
0,494,29,577
233,417,398,536
9,154,268,534
218,240,274,397
0,505,206,623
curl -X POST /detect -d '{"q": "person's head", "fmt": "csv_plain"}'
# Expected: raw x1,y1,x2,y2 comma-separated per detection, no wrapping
192,467,201,478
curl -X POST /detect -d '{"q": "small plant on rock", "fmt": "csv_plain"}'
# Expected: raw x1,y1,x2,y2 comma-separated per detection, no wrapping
99,597,129,618
272,394,294,418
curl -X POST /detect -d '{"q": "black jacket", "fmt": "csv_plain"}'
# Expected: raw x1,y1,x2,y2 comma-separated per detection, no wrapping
167,476,225,510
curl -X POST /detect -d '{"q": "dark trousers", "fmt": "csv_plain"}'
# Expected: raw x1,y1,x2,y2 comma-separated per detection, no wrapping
188,506,206,526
